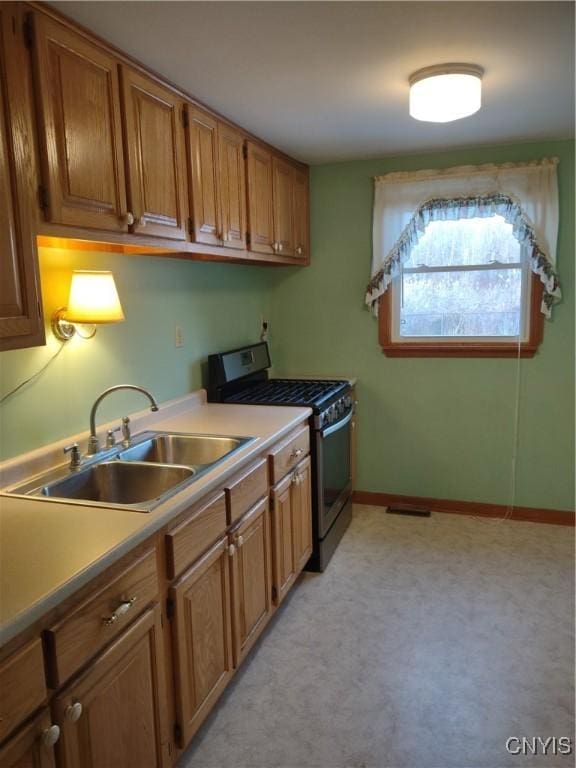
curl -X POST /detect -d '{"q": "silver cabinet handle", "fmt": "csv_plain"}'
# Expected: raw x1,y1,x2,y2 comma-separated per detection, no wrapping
42,724,61,748
291,472,300,485
296,245,303,255
290,448,303,460
65,702,83,723
278,242,283,252
272,242,279,252
124,212,135,226
228,543,236,557
236,535,244,547
102,597,137,627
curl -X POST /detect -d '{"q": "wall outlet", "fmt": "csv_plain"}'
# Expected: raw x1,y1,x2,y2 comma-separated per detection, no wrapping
174,325,184,348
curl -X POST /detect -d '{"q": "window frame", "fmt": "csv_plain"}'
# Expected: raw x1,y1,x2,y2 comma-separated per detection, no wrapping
379,272,544,358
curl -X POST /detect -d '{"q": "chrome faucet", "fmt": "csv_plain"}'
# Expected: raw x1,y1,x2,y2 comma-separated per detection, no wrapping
87,385,159,455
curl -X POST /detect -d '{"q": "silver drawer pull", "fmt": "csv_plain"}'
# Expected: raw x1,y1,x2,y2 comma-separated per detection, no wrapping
65,702,83,723
290,448,303,460
228,543,236,557
42,724,60,748
102,597,137,627
236,535,244,547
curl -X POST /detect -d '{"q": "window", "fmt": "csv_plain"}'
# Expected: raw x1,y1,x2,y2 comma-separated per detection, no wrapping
379,215,544,357
368,159,561,359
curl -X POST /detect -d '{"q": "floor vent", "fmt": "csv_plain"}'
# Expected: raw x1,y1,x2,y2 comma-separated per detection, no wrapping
386,504,431,517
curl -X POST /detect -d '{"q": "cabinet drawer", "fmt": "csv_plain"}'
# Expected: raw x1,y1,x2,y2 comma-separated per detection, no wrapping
46,549,158,687
268,425,310,485
225,458,267,525
0,639,47,743
166,492,227,579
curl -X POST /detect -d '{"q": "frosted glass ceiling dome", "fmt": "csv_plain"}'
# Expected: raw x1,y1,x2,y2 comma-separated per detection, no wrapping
409,64,484,123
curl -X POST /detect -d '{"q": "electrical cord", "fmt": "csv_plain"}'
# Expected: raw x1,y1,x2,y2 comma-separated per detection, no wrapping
0,342,66,405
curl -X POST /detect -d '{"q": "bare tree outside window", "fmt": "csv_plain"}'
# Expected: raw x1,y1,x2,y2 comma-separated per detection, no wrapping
399,216,525,338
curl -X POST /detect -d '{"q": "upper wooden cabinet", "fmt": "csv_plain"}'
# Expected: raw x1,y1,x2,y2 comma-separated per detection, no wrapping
246,141,274,255
3,2,309,283
30,12,128,232
246,141,309,262
292,166,309,260
186,107,247,250
217,122,246,250
0,4,44,351
187,106,221,246
121,68,188,240
272,156,295,258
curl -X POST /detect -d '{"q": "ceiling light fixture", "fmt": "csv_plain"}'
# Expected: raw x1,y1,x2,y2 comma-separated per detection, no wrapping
409,63,484,123
52,270,125,341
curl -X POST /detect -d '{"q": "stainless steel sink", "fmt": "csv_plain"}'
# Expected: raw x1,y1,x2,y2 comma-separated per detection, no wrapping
6,431,255,511
118,434,249,467
17,461,194,508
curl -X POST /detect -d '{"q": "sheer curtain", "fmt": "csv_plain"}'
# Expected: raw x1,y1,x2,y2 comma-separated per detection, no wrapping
367,158,561,317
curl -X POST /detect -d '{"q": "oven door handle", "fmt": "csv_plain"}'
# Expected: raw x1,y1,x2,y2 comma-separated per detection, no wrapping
320,409,353,438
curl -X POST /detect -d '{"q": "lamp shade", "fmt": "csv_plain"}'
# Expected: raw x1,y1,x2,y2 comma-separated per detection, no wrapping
65,271,125,323
409,64,483,123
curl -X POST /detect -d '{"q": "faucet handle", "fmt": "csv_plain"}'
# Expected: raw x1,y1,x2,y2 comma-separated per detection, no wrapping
121,416,131,447
106,426,121,448
63,443,82,469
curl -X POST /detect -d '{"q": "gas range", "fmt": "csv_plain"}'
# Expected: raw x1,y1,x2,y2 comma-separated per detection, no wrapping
207,342,354,572
207,343,352,429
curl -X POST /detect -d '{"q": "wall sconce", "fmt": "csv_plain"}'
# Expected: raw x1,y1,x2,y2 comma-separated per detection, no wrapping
52,270,125,341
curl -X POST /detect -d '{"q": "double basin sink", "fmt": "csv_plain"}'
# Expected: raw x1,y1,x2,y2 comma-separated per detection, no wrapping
10,432,255,511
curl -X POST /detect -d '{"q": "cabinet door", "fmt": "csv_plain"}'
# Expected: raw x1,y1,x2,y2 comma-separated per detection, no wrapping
246,141,273,255
0,5,44,351
292,456,313,573
187,106,221,246
229,498,272,665
218,123,246,250
270,456,312,606
53,605,169,768
270,473,296,605
272,157,294,258
170,536,233,746
30,13,128,232
121,68,187,240
292,167,309,261
0,710,57,768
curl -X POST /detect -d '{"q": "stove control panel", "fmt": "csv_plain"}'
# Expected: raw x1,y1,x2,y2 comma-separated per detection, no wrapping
319,394,353,430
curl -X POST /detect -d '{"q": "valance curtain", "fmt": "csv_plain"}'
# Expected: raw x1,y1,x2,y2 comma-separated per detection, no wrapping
366,158,561,317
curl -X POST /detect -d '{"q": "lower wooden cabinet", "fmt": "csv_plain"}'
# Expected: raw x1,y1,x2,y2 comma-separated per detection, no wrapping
53,605,169,768
0,710,58,768
170,537,233,746
229,497,273,666
270,456,312,606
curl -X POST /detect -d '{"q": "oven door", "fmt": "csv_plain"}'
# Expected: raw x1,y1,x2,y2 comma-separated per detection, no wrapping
315,409,353,538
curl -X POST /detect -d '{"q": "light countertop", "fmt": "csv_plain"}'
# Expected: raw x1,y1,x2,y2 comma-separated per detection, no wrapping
0,394,310,647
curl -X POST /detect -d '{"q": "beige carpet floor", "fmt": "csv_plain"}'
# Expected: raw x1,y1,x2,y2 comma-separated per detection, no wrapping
180,504,575,768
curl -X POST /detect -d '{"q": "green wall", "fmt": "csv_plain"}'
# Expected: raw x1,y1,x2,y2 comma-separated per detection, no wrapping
268,140,575,512
1,140,574,513
0,247,274,460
